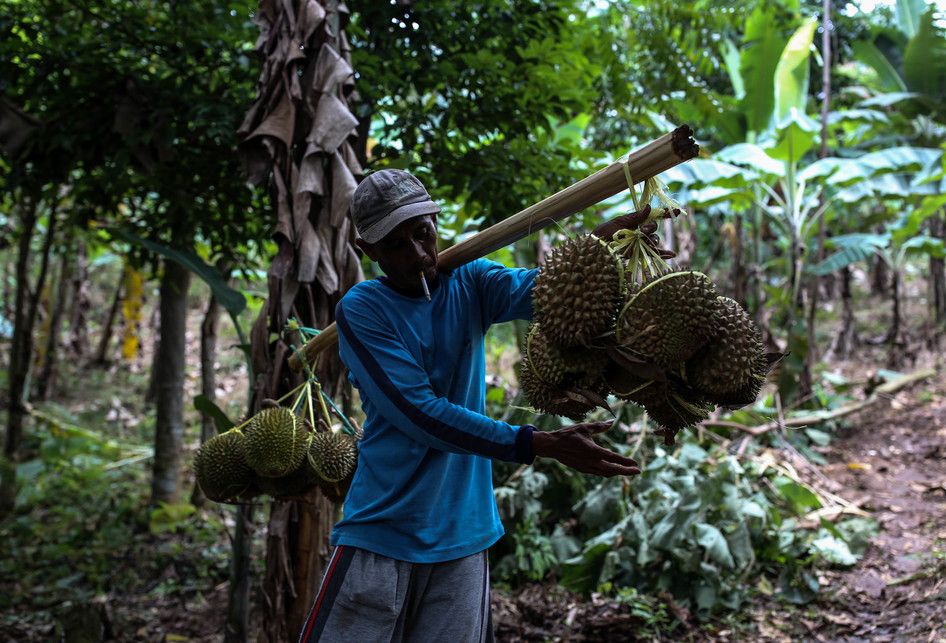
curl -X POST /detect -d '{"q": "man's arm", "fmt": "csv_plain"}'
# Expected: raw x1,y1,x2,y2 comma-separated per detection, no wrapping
337,299,535,464
533,421,640,477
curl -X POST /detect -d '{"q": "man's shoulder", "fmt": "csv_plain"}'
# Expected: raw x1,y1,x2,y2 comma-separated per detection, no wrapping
336,280,384,319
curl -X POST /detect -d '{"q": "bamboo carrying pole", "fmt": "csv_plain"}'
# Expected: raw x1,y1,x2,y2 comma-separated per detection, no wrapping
288,125,699,371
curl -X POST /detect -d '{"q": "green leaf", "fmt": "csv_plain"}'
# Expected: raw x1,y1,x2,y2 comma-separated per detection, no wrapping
773,476,822,514
897,0,926,39
811,533,857,566
193,395,236,434
813,233,888,275
715,143,785,176
826,108,891,126
858,91,921,107
900,234,946,258
149,501,197,534
722,38,745,100
111,228,246,317
773,18,818,123
836,518,879,556
767,109,818,163
660,158,757,187
902,8,946,107
740,8,786,135
804,428,831,446
852,41,907,92
695,523,736,570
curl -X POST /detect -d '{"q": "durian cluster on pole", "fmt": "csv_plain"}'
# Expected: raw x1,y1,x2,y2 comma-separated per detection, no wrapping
520,198,775,444
194,388,359,504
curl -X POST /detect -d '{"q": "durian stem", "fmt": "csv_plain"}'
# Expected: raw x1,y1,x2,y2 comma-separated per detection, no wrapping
320,390,359,437
306,381,317,433
613,379,655,397
271,380,308,407
313,381,334,431
290,387,307,415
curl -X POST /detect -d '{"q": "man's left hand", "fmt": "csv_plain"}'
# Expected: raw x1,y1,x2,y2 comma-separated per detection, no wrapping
532,421,641,477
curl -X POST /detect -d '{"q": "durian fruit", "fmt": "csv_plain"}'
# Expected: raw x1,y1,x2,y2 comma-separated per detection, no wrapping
257,455,321,499
624,380,713,445
617,271,725,368
523,325,567,386
686,297,766,405
195,431,257,502
533,235,624,346
243,407,311,478
310,431,359,483
517,362,596,421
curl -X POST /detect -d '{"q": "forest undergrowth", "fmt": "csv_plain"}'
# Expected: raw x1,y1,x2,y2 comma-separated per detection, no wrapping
1,289,944,642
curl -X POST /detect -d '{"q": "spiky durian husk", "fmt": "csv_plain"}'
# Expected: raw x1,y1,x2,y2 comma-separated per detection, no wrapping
310,432,359,483
257,456,321,499
195,431,257,502
523,324,567,385
518,362,596,421
533,235,624,347
617,272,714,369
616,379,713,445
243,407,311,478
687,297,766,399
560,345,610,379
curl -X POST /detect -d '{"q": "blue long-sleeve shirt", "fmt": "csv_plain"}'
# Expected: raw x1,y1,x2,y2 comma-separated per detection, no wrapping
331,258,538,562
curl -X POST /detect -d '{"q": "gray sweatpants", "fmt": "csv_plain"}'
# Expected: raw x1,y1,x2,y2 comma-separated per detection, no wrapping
298,546,493,643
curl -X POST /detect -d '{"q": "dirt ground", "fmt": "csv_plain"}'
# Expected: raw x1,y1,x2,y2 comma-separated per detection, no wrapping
492,371,946,642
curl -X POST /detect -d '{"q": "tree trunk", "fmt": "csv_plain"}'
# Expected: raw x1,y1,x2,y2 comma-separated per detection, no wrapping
830,266,858,358
731,215,746,307
871,254,889,295
804,0,832,395
239,2,365,639
225,504,256,643
887,270,901,348
191,286,224,507
150,258,191,505
93,275,123,365
1,254,10,328
929,211,946,327
145,302,161,408
35,250,72,400
1,196,56,513
67,239,90,360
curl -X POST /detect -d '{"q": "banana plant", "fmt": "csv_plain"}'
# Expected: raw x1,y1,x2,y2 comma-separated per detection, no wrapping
853,1,946,122
814,226,945,358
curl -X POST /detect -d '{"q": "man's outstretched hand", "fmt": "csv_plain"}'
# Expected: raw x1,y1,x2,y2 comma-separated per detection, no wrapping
532,421,641,477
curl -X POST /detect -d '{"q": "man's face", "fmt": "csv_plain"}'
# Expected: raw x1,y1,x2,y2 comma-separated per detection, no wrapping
357,215,439,294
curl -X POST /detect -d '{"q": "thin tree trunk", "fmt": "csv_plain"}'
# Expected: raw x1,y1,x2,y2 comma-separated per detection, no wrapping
191,285,224,507
67,239,90,360
929,210,946,327
225,504,255,642
830,266,858,358
2,196,57,513
804,0,832,394
35,250,72,400
871,253,889,295
1,254,10,325
94,275,123,365
731,215,746,307
887,270,901,348
885,270,902,367
146,303,161,408
150,258,191,505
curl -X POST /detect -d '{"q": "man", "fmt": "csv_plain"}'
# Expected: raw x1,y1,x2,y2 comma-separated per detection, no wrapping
300,169,643,642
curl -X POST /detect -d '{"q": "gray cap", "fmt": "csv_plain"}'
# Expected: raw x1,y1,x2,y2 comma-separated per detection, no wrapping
350,169,441,244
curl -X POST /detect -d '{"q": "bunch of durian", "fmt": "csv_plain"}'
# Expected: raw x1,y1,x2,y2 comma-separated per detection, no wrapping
520,197,777,445
194,393,359,504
